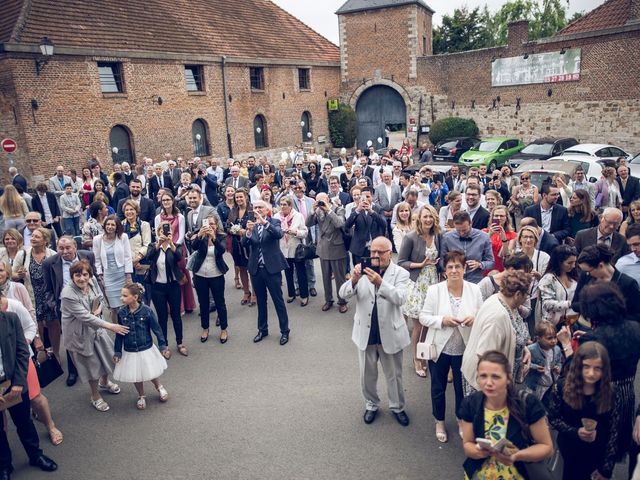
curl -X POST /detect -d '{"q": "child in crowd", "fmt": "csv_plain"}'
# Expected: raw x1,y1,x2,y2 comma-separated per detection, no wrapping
524,321,562,404
113,282,170,410
60,183,82,236
548,342,620,480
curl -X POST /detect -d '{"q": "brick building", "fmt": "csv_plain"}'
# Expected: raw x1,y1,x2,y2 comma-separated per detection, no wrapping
338,0,640,154
0,0,341,181
1,0,639,182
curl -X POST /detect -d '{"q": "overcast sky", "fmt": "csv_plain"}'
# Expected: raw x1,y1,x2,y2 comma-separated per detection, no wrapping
271,0,607,45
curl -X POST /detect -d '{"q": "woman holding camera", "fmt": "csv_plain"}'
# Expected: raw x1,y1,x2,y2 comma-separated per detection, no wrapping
190,212,229,344
481,205,516,272
154,192,196,314
420,251,483,443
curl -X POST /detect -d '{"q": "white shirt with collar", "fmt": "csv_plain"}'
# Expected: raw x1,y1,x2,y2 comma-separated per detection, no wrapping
540,204,553,232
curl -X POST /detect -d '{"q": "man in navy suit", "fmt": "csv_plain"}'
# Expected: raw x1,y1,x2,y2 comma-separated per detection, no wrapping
116,178,155,224
523,184,570,243
345,188,387,265
242,200,290,345
149,164,174,205
110,172,130,210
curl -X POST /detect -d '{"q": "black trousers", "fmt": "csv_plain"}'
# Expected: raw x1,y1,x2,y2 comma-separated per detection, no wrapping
151,281,183,345
284,258,308,299
0,391,43,470
193,274,227,330
251,267,289,335
428,353,464,421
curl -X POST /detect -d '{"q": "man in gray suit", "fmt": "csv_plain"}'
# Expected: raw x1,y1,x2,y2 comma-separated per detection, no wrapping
165,159,182,192
306,192,349,313
224,166,249,190
184,187,223,246
339,236,411,426
374,171,403,237
48,166,72,201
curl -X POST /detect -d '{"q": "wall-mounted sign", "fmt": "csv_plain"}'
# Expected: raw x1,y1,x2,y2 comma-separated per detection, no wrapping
327,99,339,111
491,48,581,87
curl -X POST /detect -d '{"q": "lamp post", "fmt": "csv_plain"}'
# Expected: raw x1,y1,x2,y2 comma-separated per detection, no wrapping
35,37,54,76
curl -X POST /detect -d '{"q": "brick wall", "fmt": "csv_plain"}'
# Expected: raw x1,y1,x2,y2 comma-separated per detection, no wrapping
0,55,340,181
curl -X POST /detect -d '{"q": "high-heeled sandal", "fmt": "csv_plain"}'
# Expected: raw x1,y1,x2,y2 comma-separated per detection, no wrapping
241,293,250,305
436,421,448,443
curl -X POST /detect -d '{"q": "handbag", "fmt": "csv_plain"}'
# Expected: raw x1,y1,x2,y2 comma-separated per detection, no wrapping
32,353,64,388
415,325,437,361
186,251,197,271
294,242,317,261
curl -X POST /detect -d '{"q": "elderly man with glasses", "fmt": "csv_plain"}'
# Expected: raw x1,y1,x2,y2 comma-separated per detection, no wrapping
339,236,411,427
575,207,629,264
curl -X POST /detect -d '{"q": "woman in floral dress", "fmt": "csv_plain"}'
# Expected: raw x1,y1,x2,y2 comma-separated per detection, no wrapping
397,204,441,377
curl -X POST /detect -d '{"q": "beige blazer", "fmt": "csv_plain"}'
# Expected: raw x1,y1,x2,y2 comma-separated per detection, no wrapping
127,221,152,274
339,261,411,354
461,294,516,390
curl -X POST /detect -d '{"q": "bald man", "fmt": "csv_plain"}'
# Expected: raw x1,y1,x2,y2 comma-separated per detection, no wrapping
339,236,411,427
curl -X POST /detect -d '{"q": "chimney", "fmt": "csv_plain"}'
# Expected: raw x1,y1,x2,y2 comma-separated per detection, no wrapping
507,20,529,47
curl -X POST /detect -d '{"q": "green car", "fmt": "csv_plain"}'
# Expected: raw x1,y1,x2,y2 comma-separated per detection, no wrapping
458,137,525,172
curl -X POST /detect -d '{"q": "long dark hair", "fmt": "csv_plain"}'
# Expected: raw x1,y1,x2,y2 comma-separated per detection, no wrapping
544,244,579,280
568,189,596,223
563,342,613,414
476,351,528,435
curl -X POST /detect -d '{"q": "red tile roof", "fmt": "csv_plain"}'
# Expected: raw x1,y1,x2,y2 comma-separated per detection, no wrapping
2,0,340,63
558,0,632,35
0,0,24,44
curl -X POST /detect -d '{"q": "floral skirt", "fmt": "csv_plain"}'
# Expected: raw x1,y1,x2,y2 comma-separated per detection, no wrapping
402,266,438,319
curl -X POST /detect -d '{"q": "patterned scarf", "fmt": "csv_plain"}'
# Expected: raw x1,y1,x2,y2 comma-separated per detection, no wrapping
123,219,141,239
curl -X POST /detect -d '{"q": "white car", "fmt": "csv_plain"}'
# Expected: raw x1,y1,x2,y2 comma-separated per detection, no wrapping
560,143,632,163
546,155,616,182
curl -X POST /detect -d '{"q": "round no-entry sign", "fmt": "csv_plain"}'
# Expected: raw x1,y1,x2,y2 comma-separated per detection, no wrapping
1,138,17,153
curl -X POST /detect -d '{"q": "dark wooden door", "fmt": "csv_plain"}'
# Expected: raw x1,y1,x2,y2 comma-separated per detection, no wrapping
356,85,406,151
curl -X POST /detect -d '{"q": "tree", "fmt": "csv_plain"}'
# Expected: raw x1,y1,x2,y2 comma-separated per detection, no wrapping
435,0,574,53
429,117,479,146
433,7,491,54
328,104,357,148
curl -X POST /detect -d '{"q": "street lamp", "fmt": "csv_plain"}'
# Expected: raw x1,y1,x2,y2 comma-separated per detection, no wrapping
35,37,54,76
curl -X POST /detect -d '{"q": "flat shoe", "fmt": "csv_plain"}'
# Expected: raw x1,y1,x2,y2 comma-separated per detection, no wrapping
300,298,309,307
415,368,427,378
436,422,448,443
157,385,169,402
286,297,296,303
321,302,333,312
92,398,110,412
98,380,120,394
309,288,317,297
136,396,146,410
338,304,348,314
393,410,410,427
363,409,377,424
177,345,188,356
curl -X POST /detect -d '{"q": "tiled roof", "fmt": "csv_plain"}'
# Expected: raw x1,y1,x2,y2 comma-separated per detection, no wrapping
336,0,434,15
2,0,340,63
0,0,24,44
558,0,632,35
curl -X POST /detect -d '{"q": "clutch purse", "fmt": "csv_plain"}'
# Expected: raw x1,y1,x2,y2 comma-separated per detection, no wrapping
33,352,64,388
0,380,23,411
416,326,437,361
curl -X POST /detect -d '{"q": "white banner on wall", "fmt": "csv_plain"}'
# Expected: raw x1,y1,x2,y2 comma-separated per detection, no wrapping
491,48,581,87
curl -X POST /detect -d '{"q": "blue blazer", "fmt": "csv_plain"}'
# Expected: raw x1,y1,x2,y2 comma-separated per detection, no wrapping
242,217,289,275
344,209,387,256
524,342,562,392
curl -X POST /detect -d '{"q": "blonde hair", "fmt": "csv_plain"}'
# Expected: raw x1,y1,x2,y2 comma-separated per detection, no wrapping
2,228,23,249
395,202,413,229
0,185,25,217
414,204,441,236
490,205,513,232
518,225,539,244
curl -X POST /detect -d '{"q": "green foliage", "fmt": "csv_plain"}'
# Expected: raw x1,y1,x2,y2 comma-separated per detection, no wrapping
433,7,491,54
328,103,357,148
429,117,479,145
434,0,573,54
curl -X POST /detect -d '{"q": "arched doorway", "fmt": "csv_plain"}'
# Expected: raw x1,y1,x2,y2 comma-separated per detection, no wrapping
109,125,134,165
192,119,210,156
355,85,406,152
301,111,312,143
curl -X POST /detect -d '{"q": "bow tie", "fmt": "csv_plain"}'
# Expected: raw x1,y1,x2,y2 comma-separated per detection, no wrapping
459,236,473,242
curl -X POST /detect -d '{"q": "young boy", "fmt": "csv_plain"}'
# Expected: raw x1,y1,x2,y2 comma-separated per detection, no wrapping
524,320,563,406
60,183,82,236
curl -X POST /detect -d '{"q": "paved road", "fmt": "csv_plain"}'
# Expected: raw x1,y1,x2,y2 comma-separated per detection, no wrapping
6,257,633,479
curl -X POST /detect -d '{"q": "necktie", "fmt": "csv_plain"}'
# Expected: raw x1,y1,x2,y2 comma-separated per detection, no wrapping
159,176,164,188
256,225,265,265
234,179,238,189
298,198,307,217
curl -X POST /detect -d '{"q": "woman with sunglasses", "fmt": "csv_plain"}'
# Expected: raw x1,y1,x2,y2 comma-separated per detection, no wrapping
509,174,538,229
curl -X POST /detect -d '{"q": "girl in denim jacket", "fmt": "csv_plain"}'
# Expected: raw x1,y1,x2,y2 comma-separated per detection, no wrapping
113,282,170,410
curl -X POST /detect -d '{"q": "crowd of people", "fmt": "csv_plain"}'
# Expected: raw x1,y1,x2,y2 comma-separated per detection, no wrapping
1,144,640,479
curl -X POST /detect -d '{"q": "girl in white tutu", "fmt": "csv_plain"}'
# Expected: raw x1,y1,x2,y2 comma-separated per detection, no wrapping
113,282,171,409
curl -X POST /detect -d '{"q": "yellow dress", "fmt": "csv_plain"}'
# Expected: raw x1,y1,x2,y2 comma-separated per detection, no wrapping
465,406,525,480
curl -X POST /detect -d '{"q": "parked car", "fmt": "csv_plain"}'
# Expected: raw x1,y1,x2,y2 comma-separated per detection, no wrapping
458,137,525,171
532,156,616,185
432,137,480,162
560,143,632,162
513,158,610,191
508,137,578,169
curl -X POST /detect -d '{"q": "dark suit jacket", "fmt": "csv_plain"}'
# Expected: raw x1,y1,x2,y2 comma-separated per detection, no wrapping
574,226,630,264
362,166,375,181
149,174,174,202
617,176,640,208
43,251,96,317
330,191,351,207
202,174,220,207
190,235,229,275
116,196,156,224
0,311,30,390
123,172,134,185
344,209,387,256
572,269,640,321
484,181,510,202
12,174,28,191
111,181,130,210
242,217,289,275
471,206,490,230
538,230,560,255
31,192,61,223
445,175,463,192
523,203,571,242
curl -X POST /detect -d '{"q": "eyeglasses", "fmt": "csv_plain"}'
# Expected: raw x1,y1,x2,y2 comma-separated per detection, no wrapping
25,219,40,223
521,177,530,180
